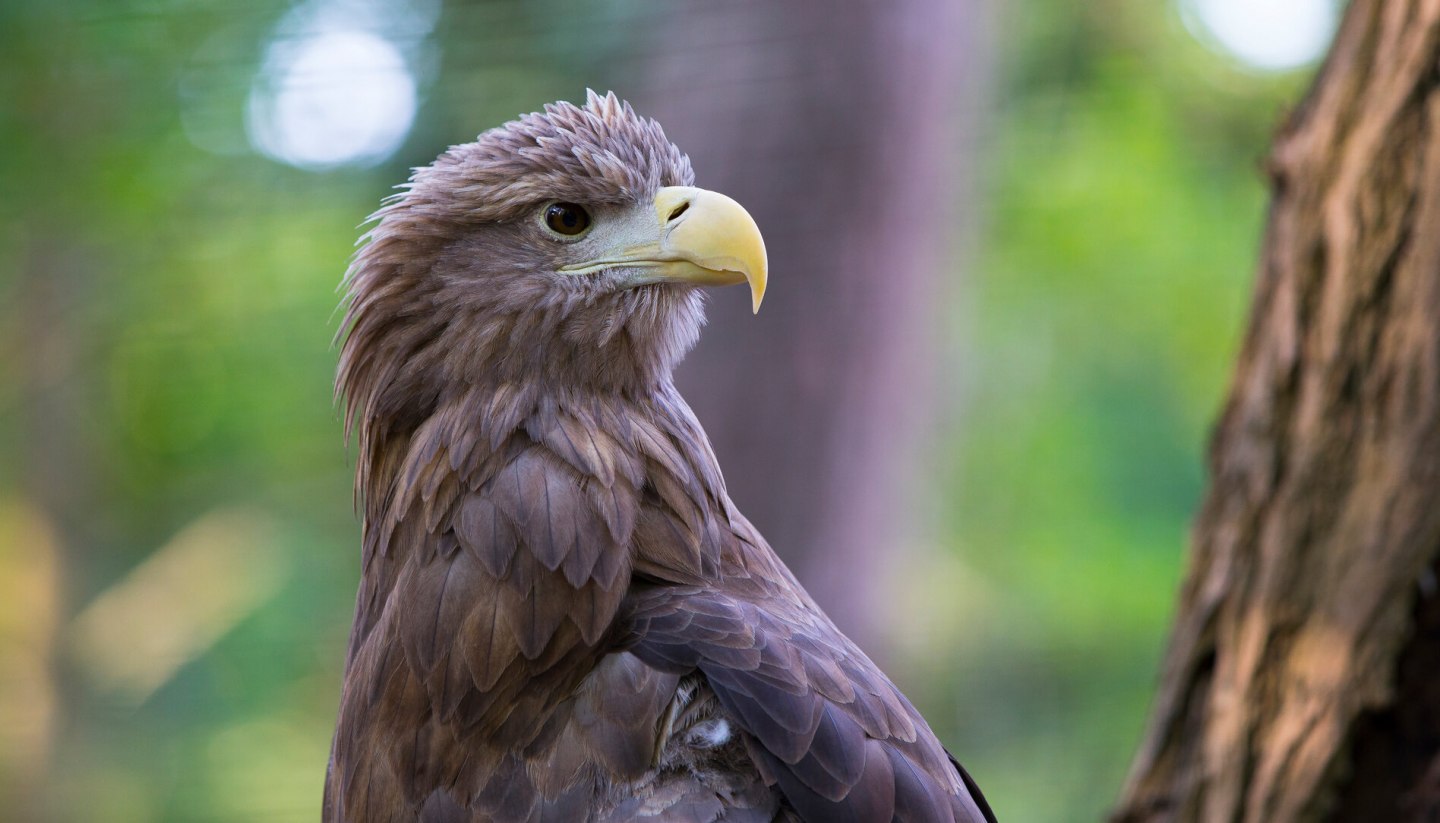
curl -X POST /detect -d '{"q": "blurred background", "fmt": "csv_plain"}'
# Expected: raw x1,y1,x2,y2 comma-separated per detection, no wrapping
0,0,1337,820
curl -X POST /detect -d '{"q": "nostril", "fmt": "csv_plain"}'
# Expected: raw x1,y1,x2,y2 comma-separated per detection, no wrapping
666,201,690,223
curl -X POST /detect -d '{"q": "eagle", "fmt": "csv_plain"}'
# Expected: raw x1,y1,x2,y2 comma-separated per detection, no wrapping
325,91,995,823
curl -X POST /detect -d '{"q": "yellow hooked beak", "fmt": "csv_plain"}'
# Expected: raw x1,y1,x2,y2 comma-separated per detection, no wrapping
559,186,768,313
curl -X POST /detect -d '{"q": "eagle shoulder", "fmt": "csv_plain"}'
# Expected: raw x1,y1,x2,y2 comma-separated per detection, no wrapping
624,555,995,823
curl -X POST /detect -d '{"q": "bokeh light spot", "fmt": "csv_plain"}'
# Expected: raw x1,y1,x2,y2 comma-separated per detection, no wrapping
1181,0,1338,72
247,30,417,170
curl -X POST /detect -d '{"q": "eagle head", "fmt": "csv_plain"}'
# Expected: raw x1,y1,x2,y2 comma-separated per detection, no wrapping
337,90,767,445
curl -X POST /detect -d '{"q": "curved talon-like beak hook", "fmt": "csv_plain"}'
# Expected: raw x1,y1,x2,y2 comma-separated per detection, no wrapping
559,186,768,313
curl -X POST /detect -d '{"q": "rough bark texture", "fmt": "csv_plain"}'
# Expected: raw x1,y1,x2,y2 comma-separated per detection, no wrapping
1113,2,1440,821
636,0,982,647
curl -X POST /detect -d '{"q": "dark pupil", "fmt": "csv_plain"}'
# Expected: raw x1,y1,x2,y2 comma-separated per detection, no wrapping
546,203,589,235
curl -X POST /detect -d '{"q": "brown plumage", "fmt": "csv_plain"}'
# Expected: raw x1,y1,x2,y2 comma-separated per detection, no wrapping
325,91,994,823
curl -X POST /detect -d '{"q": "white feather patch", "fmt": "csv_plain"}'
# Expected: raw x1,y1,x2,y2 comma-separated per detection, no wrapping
688,718,731,749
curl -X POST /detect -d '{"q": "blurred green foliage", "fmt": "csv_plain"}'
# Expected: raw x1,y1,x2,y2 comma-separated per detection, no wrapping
0,0,1315,820
919,3,1311,821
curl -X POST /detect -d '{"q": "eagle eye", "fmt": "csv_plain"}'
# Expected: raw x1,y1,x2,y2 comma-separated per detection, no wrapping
543,202,592,237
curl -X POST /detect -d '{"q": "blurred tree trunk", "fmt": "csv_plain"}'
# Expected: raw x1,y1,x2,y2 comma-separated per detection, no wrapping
1114,2,1440,821
636,0,984,648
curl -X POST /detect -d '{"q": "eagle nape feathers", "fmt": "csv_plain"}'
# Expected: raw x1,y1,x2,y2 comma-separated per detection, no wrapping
324,90,995,823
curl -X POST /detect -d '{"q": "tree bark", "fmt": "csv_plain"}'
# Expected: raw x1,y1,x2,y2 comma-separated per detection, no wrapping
1114,2,1440,821
636,0,984,648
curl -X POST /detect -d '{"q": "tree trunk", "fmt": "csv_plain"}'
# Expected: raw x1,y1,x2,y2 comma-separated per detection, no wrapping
1114,2,1440,821
636,0,984,648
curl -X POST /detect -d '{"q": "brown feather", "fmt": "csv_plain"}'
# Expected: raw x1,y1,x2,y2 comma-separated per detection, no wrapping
325,92,994,823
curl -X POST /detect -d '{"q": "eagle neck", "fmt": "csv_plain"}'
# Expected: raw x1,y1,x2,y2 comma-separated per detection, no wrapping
359,377,729,547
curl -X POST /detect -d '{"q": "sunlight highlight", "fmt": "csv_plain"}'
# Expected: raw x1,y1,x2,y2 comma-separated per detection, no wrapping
69,508,287,703
1181,0,1338,72
248,31,416,170
246,0,440,170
